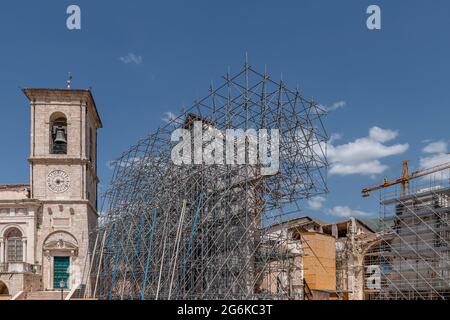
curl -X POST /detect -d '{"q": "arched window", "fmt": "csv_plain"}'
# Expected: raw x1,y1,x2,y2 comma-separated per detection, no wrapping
6,228,23,263
50,113,68,154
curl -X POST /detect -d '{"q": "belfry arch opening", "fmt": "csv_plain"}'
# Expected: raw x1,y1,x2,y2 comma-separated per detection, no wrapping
50,112,68,155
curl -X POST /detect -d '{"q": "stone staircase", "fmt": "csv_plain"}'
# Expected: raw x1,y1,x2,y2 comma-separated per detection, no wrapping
24,290,69,300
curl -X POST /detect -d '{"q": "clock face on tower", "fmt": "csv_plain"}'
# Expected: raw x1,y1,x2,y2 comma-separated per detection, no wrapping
47,170,70,193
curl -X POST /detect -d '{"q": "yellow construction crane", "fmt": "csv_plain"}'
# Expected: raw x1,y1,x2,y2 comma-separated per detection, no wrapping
362,160,450,197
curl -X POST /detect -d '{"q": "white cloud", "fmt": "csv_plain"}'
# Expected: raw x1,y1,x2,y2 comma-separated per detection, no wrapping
307,196,326,211
327,100,346,111
422,141,447,154
330,160,388,176
329,133,342,143
320,100,346,112
420,153,450,169
106,160,116,170
308,196,373,218
327,127,409,176
369,127,398,143
419,141,450,181
162,111,177,124
119,53,143,65
327,206,372,218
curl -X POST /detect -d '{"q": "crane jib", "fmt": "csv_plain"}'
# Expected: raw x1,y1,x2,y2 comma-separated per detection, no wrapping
362,161,450,197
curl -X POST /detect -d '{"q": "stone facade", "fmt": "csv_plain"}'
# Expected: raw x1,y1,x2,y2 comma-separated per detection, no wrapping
0,88,102,297
322,218,379,300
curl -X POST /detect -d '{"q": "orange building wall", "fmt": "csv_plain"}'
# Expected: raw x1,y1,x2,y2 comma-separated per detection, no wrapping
301,232,336,291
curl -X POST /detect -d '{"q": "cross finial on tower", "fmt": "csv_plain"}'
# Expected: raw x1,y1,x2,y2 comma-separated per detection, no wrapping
67,72,73,89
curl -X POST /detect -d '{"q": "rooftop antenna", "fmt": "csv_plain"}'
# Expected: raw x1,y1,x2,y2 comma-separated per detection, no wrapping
67,72,73,89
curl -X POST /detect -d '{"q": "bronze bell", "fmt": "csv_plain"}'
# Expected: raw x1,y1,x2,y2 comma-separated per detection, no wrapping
54,127,67,144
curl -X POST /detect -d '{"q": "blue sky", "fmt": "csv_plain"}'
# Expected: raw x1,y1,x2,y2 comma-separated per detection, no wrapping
1,0,450,223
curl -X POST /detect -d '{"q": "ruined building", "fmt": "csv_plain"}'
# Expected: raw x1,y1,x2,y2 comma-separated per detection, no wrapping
261,216,380,300
81,63,329,300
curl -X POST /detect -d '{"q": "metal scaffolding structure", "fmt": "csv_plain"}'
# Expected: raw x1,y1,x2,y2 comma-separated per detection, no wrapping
364,175,450,300
81,62,328,300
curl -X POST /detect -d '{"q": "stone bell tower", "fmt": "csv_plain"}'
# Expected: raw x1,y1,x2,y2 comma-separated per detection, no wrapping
22,87,102,291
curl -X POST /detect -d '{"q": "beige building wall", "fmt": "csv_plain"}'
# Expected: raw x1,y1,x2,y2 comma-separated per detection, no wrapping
0,273,42,297
0,88,102,297
0,189,41,267
35,202,96,289
25,89,101,291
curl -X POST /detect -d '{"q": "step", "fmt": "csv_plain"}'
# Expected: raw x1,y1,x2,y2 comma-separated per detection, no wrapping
25,291,69,300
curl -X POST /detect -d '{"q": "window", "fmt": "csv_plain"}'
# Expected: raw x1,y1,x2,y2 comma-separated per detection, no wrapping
6,228,23,263
89,128,94,162
50,113,68,154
